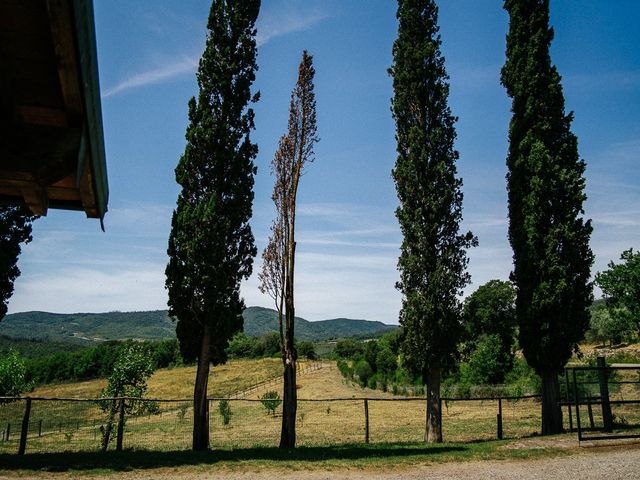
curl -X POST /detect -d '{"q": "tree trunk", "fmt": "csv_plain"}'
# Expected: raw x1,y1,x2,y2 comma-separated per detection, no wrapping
100,398,117,452
193,324,211,451
425,366,442,443
279,352,297,448
541,369,563,435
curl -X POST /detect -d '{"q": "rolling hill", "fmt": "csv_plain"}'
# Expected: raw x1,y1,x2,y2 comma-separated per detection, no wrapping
0,306,396,345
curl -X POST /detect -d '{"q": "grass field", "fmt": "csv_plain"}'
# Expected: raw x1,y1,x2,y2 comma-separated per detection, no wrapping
0,440,573,477
2,359,639,456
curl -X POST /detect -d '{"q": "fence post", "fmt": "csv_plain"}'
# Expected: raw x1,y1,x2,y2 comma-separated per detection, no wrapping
497,398,503,440
565,369,573,432
597,356,613,432
6,423,10,441
587,397,595,429
18,398,32,455
38,419,42,437
364,399,369,444
438,397,443,440
116,399,125,451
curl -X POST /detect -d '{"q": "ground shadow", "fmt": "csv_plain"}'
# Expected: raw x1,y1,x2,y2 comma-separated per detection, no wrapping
0,443,467,472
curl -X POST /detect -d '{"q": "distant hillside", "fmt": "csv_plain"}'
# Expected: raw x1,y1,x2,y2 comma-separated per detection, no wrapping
0,307,396,345
242,307,396,341
0,334,85,358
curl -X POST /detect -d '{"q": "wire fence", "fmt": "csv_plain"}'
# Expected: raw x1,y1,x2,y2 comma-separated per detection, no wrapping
0,393,568,454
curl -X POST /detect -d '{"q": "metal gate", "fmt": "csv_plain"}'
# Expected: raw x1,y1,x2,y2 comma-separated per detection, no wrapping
565,359,640,441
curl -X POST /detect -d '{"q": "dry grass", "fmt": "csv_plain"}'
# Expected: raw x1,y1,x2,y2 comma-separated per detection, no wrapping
4,360,638,455
30,358,298,399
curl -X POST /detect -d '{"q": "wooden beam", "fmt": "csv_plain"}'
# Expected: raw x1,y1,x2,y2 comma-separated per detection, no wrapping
14,105,68,127
77,150,98,218
20,185,48,216
45,0,83,117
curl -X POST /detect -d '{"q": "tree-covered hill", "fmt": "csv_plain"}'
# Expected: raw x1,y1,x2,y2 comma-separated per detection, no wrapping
0,307,396,345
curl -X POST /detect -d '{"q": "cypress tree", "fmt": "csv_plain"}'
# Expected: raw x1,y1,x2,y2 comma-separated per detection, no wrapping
390,0,476,443
501,0,593,434
0,205,35,321
165,0,260,450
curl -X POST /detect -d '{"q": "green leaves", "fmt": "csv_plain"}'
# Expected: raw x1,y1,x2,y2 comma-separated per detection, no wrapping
0,205,35,321
596,249,640,334
0,349,31,397
502,0,593,375
391,0,475,378
166,0,260,365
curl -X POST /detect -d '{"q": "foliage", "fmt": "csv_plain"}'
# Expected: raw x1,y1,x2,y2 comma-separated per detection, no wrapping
0,335,84,359
501,0,594,434
165,0,259,364
0,205,35,322
390,0,476,442
364,341,379,372
466,334,515,386
0,349,31,397
336,359,353,379
334,339,365,359
25,339,182,386
259,390,282,416
596,249,640,333
375,346,397,377
296,341,317,360
218,400,232,426
226,331,287,359
587,305,634,346
97,343,159,450
354,359,373,388
463,280,517,383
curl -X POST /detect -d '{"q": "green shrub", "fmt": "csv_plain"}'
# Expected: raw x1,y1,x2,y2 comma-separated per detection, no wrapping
466,334,513,385
367,373,379,390
218,400,232,425
334,339,365,359
259,390,282,416
0,349,31,397
354,359,373,388
297,341,317,360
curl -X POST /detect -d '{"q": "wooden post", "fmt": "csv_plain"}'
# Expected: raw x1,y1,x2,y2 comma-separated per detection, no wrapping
565,369,573,432
587,398,595,430
38,420,42,437
18,398,32,455
597,356,613,432
116,399,125,451
6,423,10,441
364,399,369,444
497,398,503,440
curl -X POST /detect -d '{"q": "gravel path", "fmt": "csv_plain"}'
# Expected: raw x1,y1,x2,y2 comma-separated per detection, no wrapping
54,444,637,480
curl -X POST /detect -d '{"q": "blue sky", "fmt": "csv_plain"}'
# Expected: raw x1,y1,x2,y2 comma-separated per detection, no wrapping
5,1,639,324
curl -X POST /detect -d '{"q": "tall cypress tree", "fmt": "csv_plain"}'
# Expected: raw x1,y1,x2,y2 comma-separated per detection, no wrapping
165,0,260,451
501,0,593,434
390,0,476,443
0,205,35,321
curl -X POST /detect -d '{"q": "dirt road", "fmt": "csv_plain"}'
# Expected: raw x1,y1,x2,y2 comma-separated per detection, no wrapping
52,444,635,480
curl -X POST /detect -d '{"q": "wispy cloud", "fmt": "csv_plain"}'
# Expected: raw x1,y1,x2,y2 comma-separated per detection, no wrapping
103,5,330,98
102,56,198,98
565,70,640,90
448,63,502,92
256,9,329,47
